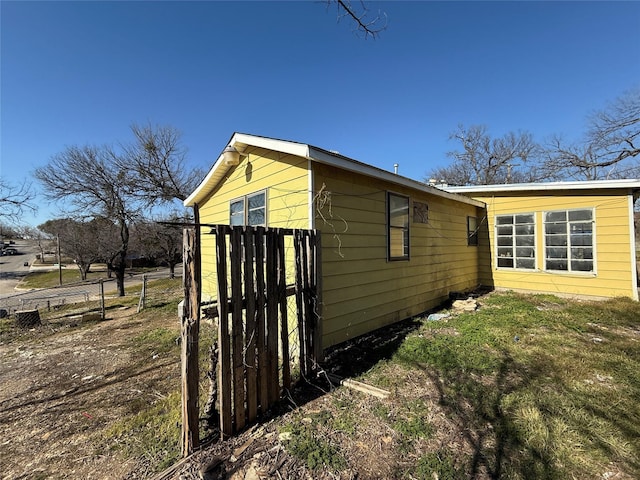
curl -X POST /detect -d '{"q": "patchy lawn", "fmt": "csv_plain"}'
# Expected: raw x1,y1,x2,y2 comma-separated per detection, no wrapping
0,278,192,479
172,291,640,480
2,290,639,480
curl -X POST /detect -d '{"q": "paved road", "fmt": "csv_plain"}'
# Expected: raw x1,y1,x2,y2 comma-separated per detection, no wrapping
0,241,182,314
0,240,39,295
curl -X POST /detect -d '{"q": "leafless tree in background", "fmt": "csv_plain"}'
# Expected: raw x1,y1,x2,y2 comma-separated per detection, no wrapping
34,124,198,295
0,178,36,223
121,123,205,203
324,0,387,38
35,145,134,295
427,125,541,186
131,216,185,279
38,217,116,280
541,88,640,180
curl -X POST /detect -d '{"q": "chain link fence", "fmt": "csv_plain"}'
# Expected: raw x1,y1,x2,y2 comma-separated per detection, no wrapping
0,272,181,324
0,280,107,320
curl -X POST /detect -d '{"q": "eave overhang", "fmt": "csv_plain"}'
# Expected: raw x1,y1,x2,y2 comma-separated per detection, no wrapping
184,133,485,209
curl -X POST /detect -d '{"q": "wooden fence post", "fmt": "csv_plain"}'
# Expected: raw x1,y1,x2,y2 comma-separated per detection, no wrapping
181,227,201,456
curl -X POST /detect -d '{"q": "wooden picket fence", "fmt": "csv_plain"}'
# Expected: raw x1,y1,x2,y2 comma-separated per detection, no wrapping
180,224,322,454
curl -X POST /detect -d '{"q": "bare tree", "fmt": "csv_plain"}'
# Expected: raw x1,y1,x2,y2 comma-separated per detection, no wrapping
427,125,541,186
324,0,387,38
121,123,204,203
542,88,640,180
131,216,185,279
39,218,113,280
20,226,53,262
35,146,134,295
34,125,197,295
0,178,36,223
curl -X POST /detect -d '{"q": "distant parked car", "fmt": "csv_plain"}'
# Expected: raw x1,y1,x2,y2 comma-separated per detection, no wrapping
3,247,18,255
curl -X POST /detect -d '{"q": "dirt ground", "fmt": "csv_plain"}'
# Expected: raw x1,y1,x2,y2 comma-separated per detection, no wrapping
0,303,469,480
0,307,181,480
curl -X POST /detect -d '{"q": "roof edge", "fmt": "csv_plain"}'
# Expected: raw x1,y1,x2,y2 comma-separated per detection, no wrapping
444,179,640,194
185,133,485,209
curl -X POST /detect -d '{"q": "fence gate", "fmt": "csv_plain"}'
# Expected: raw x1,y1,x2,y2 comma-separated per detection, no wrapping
181,224,322,451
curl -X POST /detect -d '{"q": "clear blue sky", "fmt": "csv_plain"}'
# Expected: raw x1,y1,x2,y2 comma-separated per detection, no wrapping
2,1,639,227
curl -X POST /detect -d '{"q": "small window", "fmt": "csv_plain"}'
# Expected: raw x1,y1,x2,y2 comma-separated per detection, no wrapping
388,192,409,260
229,190,266,227
467,216,478,246
544,209,594,273
495,213,536,269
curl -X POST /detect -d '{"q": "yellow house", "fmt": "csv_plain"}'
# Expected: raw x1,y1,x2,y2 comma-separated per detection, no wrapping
445,181,640,301
184,133,485,349
185,134,640,350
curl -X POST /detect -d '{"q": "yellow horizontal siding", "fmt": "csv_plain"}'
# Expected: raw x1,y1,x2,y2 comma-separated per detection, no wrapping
471,190,635,299
314,163,481,349
198,149,310,301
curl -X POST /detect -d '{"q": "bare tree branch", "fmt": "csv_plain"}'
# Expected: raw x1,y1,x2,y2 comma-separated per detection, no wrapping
0,178,37,223
121,123,205,203
325,0,387,39
542,88,640,180
427,125,541,185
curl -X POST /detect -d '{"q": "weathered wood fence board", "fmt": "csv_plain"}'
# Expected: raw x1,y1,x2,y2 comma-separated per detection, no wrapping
182,225,322,444
181,227,201,456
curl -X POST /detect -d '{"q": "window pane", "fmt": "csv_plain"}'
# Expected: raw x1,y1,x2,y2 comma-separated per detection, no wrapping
248,192,265,209
546,234,567,246
546,211,566,222
498,257,514,268
546,247,567,259
230,199,244,226
497,225,512,236
516,247,535,258
546,259,568,270
516,214,534,224
571,260,593,272
389,195,409,228
545,223,566,235
497,236,513,246
389,227,406,257
467,216,478,246
496,216,514,225
388,194,409,259
569,210,592,221
515,224,534,235
570,222,592,234
570,234,592,246
516,258,535,269
515,235,534,246
571,247,593,260
497,247,513,257
248,208,265,226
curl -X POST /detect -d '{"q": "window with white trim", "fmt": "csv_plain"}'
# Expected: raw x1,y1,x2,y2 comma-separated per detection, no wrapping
230,191,266,227
387,192,409,260
544,209,594,272
495,214,536,269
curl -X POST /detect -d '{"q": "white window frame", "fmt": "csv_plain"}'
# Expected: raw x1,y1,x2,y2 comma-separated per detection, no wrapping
495,213,536,270
543,208,596,274
229,190,267,227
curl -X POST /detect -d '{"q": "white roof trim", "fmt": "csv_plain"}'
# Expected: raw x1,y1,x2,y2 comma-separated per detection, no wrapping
444,179,640,194
184,133,485,208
